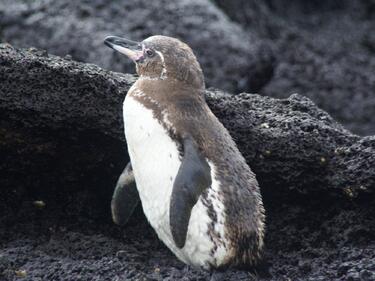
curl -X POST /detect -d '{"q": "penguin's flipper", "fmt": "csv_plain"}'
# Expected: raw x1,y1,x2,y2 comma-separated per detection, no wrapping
170,135,212,248
111,162,140,226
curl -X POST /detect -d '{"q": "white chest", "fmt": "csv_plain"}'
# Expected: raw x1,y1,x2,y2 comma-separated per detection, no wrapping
123,93,229,269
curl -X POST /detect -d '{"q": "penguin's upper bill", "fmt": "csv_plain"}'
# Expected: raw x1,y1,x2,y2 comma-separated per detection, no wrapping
104,36,144,62
104,35,205,89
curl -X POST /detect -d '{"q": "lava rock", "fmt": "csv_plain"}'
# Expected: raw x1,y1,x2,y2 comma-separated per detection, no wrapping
1,43,374,201
1,45,375,281
0,0,275,94
2,0,374,136
214,0,375,136
206,91,375,197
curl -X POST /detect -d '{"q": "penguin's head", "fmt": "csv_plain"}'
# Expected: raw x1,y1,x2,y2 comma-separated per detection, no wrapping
104,35,204,89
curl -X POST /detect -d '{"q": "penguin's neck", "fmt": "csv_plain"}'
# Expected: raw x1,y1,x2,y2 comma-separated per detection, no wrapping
129,78,208,144
134,78,204,104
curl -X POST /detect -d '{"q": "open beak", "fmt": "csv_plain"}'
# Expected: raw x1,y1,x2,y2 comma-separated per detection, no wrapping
104,36,143,62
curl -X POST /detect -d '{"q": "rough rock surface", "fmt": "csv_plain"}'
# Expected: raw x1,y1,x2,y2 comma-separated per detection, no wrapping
0,0,275,94
1,45,375,280
214,0,375,136
1,0,375,136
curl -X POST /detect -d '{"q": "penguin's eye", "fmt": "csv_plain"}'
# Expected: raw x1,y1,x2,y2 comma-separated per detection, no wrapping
146,49,155,57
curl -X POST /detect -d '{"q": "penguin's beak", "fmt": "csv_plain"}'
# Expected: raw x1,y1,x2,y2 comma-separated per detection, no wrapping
104,36,143,62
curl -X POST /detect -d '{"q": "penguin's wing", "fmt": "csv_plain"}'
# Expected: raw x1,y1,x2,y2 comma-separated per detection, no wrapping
111,162,140,226
170,135,212,248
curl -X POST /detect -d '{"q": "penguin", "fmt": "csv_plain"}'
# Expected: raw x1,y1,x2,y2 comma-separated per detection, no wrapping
104,35,265,270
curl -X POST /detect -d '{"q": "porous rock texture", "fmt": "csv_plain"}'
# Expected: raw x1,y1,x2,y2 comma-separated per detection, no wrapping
214,0,375,136
1,45,375,281
1,0,375,136
0,0,275,94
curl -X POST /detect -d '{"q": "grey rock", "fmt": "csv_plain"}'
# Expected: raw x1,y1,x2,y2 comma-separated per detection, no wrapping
214,0,375,136
1,44,374,197
2,0,374,136
0,0,275,94
1,45,375,281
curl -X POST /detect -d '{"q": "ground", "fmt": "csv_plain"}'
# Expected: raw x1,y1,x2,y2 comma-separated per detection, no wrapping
1,1,375,280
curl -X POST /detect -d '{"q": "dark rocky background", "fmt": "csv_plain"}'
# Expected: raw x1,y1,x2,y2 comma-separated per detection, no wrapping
0,0,374,280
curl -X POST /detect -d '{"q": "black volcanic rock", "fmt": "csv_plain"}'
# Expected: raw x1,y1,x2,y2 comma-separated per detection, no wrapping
1,44,374,197
206,91,375,197
214,0,375,136
0,0,375,135
2,0,374,136
1,45,375,280
0,0,275,94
